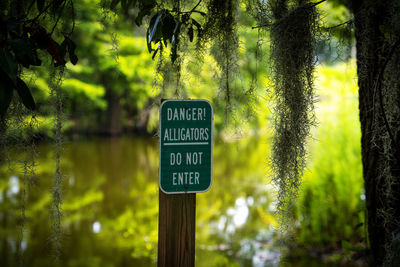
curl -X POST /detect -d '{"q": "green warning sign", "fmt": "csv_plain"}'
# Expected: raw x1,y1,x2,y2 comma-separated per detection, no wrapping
159,100,213,194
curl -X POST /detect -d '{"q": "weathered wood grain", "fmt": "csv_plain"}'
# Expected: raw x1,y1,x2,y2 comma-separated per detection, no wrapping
158,191,196,267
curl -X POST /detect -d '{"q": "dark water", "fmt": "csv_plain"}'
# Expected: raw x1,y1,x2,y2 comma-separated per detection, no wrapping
0,137,355,266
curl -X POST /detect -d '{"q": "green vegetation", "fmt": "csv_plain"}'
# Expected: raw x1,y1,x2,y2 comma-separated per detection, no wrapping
0,62,366,266
17,0,269,138
294,62,365,252
0,0,381,266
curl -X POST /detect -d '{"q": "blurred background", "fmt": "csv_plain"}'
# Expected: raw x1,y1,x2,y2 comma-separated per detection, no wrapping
0,1,365,266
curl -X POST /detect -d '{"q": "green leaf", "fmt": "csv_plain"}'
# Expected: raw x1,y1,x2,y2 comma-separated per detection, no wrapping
27,26,48,50
0,70,14,118
188,26,193,42
70,53,78,65
37,0,45,12
191,18,201,29
170,21,181,63
152,43,161,60
67,38,76,57
62,37,78,65
52,0,65,11
171,42,178,63
135,7,151,26
47,38,66,66
0,48,18,85
161,11,176,44
10,38,41,67
354,222,363,230
61,39,68,56
148,12,162,44
192,19,203,40
135,0,156,26
146,11,164,53
15,78,35,110
146,24,152,53
171,21,180,45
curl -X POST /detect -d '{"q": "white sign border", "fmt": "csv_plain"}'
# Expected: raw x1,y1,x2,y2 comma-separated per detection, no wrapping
159,99,213,194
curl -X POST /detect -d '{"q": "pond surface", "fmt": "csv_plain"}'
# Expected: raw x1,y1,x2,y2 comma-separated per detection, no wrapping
0,137,355,266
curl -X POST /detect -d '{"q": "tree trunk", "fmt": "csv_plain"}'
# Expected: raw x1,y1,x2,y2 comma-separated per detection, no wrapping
351,1,400,265
102,85,122,136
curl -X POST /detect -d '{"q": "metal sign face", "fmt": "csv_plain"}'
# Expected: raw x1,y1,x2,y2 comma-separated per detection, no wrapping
159,100,213,194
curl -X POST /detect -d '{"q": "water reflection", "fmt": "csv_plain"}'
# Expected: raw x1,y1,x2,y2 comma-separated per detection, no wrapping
8,176,20,196
0,137,349,266
92,222,101,234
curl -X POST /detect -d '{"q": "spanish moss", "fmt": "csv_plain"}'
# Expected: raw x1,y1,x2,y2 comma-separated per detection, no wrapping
49,66,65,261
269,0,318,233
204,0,239,117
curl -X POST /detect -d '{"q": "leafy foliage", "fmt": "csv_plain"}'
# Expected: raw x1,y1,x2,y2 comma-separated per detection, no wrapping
107,0,157,25
106,0,204,63
0,0,78,117
0,1,80,262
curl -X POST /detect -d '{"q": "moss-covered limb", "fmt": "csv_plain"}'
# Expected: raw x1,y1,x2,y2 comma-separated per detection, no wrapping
268,0,318,233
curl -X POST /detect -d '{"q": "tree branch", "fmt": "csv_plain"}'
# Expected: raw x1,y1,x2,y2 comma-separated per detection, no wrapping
321,19,353,31
30,1,58,22
252,0,326,30
50,0,68,34
252,23,270,29
309,0,326,8
190,0,202,13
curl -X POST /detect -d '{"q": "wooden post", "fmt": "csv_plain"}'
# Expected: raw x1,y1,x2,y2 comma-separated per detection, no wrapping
158,191,196,267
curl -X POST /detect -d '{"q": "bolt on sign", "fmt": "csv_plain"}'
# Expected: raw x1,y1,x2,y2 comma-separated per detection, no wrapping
159,100,213,194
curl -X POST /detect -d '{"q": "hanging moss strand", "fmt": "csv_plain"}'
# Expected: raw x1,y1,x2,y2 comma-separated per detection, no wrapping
49,66,65,261
203,0,239,117
269,0,318,233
